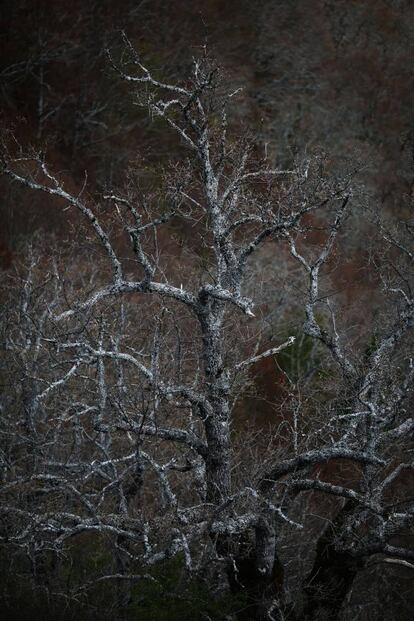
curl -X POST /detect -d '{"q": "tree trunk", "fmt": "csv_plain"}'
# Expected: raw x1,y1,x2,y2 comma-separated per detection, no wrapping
300,501,361,621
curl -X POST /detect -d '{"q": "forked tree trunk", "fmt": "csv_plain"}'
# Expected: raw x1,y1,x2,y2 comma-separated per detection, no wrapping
301,501,361,621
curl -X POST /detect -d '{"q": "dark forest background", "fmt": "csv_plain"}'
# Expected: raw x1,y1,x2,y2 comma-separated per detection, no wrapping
2,0,414,256
1,1,414,620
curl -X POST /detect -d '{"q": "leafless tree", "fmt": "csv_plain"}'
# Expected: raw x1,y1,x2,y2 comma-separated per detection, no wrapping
1,41,413,620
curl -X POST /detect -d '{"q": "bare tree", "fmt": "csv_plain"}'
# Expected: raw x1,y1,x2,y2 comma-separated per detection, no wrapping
1,43,413,620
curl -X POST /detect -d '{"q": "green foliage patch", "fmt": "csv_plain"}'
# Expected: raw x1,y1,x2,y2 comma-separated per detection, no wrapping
128,556,247,620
